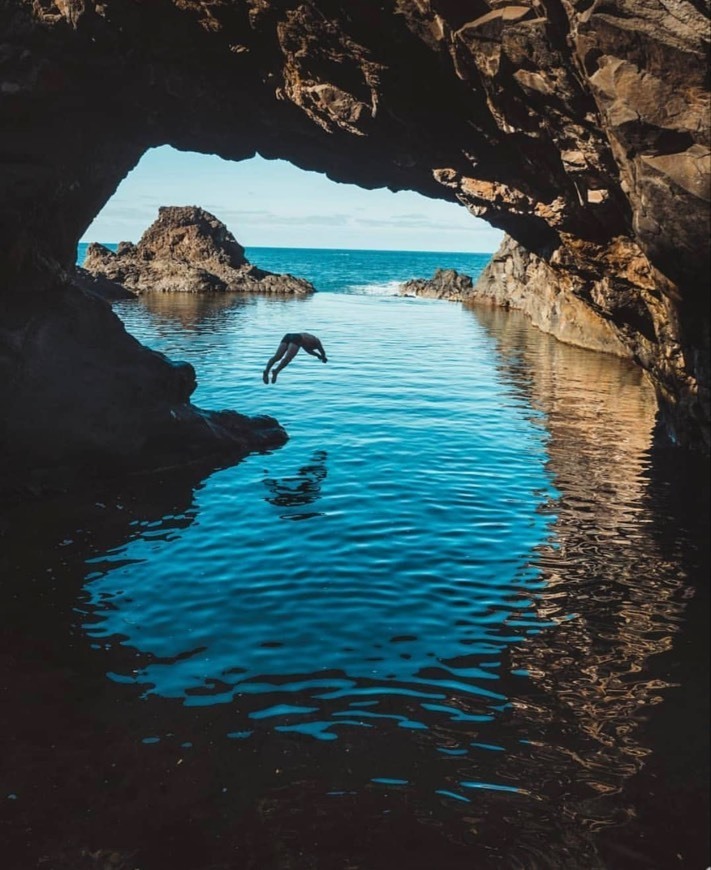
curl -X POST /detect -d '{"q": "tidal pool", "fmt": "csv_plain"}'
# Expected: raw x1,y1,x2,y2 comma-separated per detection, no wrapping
84,293,558,725
1,290,707,870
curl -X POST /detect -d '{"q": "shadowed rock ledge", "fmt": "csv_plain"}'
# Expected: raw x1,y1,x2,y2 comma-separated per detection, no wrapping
0,282,287,497
83,206,315,295
0,0,709,482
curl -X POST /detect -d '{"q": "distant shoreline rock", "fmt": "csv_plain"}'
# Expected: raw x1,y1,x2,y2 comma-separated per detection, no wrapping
399,268,474,301
83,206,315,296
400,249,629,358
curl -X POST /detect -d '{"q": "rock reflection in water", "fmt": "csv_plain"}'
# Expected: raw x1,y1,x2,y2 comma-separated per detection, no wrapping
262,450,328,520
137,290,253,327
113,292,313,390
134,289,310,326
466,305,708,868
0,466,205,666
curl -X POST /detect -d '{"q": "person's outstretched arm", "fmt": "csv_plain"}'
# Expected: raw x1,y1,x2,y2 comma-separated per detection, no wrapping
305,343,327,362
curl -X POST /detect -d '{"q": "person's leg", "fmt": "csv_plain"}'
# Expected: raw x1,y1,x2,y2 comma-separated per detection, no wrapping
271,343,300,382
263,341,288,383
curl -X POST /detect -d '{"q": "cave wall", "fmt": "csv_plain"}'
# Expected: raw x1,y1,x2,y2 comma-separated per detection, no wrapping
1,0,709,471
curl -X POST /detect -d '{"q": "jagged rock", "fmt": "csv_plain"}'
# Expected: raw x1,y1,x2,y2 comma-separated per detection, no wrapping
471,237,631,358
0,0,709,474
401,261,631,359
400,269,474,301
83,206,315,295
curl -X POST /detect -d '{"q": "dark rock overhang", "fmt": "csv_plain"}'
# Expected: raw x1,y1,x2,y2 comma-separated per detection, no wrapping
1,0,709,489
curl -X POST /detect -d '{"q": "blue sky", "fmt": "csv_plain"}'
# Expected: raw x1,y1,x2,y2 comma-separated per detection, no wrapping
82,146,504,253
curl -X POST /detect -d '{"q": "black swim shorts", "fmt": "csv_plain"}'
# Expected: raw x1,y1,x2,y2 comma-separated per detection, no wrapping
282,333,302,346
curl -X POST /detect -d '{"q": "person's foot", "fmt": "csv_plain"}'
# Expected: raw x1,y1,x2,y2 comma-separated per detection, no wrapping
322,357,327,363
262,370,269,384
271,371,278,383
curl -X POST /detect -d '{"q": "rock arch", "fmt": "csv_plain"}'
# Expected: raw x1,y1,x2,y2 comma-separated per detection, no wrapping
1,0,708,488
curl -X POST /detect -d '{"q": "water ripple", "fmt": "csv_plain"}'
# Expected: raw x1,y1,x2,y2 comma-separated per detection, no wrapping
83,295,557,742
44,289,705,867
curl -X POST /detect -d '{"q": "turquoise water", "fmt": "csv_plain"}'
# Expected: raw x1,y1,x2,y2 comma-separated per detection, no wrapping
3,247,706,867
78,242,561,744
83,286,558,738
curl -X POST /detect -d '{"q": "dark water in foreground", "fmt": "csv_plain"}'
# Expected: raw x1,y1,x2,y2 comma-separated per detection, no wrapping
1,281,708,868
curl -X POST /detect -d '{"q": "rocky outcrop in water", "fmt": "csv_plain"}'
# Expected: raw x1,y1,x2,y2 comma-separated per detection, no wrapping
400,269,474,301
472,235,649,357
401,261,630,356
83,206,315,295
1,0,709,484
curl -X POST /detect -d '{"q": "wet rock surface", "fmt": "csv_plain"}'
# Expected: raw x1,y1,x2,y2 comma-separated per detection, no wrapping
72,266,137,302
400,268,474,301
83,206,315,295
401,260,632,359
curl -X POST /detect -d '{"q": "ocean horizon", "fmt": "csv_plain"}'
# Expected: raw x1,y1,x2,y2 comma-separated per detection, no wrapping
77,242,498,256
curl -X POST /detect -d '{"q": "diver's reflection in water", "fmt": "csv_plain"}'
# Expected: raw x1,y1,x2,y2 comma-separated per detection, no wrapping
262,450,328,520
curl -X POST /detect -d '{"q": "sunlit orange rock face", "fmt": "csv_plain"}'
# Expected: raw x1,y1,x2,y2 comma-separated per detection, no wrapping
0,0,708,484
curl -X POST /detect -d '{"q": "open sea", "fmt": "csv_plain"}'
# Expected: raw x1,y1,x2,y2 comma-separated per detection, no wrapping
1,246,708,869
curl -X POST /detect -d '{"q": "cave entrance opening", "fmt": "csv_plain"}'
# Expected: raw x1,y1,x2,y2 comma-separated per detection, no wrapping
78,145,504,263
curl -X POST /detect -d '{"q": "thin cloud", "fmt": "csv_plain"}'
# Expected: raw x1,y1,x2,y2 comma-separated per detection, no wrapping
206,207,355,229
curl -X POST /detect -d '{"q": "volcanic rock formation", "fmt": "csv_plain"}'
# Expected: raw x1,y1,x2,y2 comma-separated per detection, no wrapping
400,268,475,301
403,259,630,357
83,206,315,295
1,0,709,487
